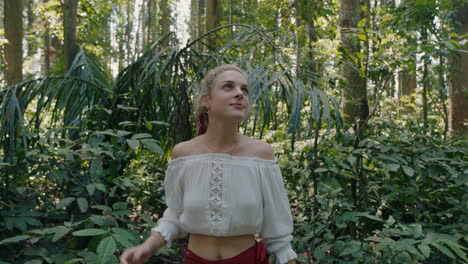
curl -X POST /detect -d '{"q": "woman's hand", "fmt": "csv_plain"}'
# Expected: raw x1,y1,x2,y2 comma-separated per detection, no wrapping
119,243,153,264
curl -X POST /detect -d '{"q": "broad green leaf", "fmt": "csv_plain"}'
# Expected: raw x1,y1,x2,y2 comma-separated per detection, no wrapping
73,229,108,236
77,198,89,213
141,139,164,155
402,165,414,177
111,228,138,243
56,197,76,209
63,259,85,264
384,164,400,171
52,226,71,242
418,243,431,258
90,159,104,179
90,215,117,227
314,168,328,173
112,233,133,248
126,139,139,150
91,205,112,212
95,183,106,193
432,242,456,259
23,260,42,264
131,133,153,140
0,235,30,245
97,236,117,264
112,202,128,210
86,184,96,195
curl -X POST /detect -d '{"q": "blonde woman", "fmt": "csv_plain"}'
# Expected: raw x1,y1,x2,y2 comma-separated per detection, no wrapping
120,65,297,264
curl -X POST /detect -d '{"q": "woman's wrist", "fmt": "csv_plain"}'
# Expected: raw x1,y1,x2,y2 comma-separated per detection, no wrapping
143,231,166,252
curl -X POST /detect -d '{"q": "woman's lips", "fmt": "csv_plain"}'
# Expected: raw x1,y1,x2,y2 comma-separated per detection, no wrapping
231,103,244,109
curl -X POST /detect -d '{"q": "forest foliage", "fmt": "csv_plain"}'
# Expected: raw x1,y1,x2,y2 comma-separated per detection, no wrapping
0,0,467,263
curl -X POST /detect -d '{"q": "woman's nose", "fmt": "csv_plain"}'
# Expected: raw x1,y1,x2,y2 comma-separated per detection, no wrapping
234,86,244,98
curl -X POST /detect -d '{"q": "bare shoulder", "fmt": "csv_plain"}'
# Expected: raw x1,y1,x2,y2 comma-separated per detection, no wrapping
242,136,275,160
171,139,196,159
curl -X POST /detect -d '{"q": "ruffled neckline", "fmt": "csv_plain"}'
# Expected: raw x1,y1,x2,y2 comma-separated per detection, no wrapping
168,153,278,166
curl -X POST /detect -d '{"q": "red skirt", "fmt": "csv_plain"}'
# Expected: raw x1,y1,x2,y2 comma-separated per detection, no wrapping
184,241,269,264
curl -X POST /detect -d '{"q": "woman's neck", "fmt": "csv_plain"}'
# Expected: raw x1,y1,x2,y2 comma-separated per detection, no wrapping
204,119,241,150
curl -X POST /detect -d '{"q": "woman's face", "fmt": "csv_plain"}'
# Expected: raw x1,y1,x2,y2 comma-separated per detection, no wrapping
204,70,249,122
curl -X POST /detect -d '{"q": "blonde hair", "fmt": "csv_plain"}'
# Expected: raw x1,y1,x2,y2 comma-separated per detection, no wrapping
195,64,248,135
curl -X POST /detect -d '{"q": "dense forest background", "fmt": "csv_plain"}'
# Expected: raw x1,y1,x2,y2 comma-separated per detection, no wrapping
0,0,467,263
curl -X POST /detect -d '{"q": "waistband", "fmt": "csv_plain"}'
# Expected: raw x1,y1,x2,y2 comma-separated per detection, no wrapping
184,241,268,264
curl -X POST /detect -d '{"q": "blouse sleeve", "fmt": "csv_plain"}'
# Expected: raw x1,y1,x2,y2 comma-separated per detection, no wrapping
151,164,187,247
259,164,297,264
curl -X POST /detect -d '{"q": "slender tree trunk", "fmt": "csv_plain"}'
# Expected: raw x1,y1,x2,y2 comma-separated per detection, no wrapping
160,0,169,46
63,0,79,72
206,0,221,51
340,0,369,130
43,24,51,76
449,3,468,136
26,0,34,57
398,59,416,106
421,30,429,132
4,0,24,86
198,0,205,51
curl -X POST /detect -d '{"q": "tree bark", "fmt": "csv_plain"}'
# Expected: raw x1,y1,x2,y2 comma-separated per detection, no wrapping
205,0,221,51
449,3,468,136
63,0,79,72
160,0,170,46
4,0,24,86
340,0,369,130
198,0,205,51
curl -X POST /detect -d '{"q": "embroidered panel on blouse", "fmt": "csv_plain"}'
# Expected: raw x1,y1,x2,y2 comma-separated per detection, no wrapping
208,158,224,233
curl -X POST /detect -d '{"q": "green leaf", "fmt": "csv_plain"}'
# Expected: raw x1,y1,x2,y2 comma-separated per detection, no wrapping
73,229,108,236
131,133,153,140
432,242,456,259
90,159,104,179
95,183,106,193
418,243,431,258
384,164,400,171
112,233,133,248
112,202,128,210
402,165,414,177
90,215,117,227
314,168,328,173
91,205,112,212
23,260,42,264
111,228,137,242
52,226,71,242
97,236,117,264
357,34,367,41
0,235,30,245
77,198,89,213
63,259,85,264
338,241,361,256
86,184,96,195
141,139,164,155
126,139,139,150
56,197,76,209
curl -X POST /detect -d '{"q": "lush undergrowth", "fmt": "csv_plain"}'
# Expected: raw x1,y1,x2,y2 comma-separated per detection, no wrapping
0,116,466,264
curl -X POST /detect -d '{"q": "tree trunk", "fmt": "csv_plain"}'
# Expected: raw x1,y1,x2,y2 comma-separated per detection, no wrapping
198,0,205,51
398,59,416,106
26,0,34,57
160,0,170,46
449,3,468,136
340,0,369,130
63,0,79,72
4,0,24,86
205,0,221,51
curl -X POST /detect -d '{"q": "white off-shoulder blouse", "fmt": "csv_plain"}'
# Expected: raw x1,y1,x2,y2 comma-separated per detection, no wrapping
151,153,297,264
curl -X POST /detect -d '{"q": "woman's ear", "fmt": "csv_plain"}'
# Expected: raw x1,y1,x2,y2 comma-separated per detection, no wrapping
201,95,210,109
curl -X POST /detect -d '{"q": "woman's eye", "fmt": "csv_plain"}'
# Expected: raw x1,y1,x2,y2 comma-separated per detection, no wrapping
223,84,233,89
242,87,249,94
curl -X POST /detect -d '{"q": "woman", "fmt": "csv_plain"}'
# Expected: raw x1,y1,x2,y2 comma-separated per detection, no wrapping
120,65,297,264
